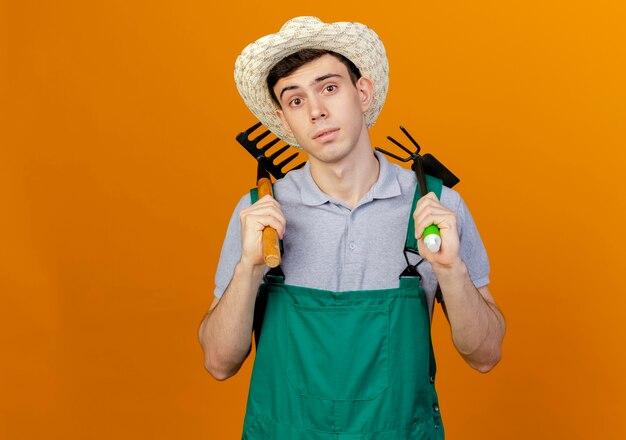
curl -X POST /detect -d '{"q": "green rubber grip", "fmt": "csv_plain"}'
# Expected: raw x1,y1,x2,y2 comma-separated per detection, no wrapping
422,224,440,239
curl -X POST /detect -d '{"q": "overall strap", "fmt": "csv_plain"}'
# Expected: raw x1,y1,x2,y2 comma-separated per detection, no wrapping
250,187,260,204
405,175,443,253
402,177,443,384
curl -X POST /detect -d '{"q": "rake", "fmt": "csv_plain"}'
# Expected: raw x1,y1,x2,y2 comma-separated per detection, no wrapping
376,126,460,252
236,122,305,268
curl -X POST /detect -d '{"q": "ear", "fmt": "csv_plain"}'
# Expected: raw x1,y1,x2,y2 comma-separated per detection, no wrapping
276,109,293,136
356,76,375,113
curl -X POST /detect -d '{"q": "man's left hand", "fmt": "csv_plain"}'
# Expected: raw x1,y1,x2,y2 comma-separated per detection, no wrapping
413,192,461,269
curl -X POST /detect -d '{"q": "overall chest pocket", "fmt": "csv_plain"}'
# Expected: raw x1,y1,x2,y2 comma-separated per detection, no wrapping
286,303,389,401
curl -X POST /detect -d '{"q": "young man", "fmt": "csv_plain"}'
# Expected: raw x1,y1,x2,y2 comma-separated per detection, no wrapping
199,16,505,439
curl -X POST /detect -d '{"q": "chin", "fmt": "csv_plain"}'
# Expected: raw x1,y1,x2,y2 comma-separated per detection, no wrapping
312,147,352,165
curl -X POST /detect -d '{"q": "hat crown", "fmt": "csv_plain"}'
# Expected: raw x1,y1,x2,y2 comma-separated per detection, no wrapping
280,16,321,32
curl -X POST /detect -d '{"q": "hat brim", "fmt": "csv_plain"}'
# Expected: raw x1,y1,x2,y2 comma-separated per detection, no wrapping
234,16,389,148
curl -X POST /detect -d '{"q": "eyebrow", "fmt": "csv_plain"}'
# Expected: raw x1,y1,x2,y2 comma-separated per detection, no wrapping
278,73,343,101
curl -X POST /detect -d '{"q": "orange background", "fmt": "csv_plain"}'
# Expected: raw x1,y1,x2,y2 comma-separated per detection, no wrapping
2,1,625,438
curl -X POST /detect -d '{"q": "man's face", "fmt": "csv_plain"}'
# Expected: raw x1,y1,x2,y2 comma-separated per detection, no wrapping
273,54,374,165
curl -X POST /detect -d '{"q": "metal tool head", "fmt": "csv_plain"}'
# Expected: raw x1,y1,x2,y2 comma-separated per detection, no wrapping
236,122,305,180
376,125,460,188
376,125,422,163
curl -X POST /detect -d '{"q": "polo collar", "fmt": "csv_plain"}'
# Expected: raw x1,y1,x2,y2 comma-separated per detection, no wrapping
299,151,402,207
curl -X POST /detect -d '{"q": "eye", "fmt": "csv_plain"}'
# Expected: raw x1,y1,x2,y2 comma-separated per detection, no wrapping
324,85,337,93
289,97,302,107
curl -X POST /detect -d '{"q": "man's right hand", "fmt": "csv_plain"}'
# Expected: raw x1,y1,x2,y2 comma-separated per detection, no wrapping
239,195,286,268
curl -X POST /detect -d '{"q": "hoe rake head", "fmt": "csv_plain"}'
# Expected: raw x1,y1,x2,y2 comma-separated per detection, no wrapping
236,122,305,180
376,126,460,189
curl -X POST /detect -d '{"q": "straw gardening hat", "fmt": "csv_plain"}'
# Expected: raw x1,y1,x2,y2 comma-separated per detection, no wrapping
234,16,389,147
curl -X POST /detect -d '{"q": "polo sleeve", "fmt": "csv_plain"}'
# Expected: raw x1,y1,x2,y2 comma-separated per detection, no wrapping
455,193,491,288
213,193,252,299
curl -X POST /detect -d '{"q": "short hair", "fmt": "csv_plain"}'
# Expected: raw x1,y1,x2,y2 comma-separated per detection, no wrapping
267,49,362,107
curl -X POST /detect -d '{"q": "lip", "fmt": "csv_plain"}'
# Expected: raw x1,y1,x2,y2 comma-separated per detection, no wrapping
312,128,340,142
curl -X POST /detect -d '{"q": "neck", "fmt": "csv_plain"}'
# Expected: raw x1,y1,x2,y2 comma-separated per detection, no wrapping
309,146,380,209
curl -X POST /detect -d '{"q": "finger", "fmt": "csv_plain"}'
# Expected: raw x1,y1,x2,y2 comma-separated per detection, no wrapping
244,213,286,238
424,191,439,200
414,212,455,238
242,203,284,219
414,203,451,220
414,207,454,227
417,192,439,204
243,200,287,237
414,216,436,238
413,206,454,231
414,193,442,211
246,207,286,231
251,195,281,210
242,201,285,223
245,205,284,226
416,237,430,256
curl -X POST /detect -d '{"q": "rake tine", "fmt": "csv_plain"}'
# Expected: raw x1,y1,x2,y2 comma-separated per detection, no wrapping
268,145,291,160
375,146,411,162
251,129,272,144
291,162,306,171
243,121,263,136
399,125,421,153
259,136,280,153
275,152,300,170
386,135,415,157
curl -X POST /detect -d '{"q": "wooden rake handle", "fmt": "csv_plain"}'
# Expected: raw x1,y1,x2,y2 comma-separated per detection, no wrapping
257,177,280,268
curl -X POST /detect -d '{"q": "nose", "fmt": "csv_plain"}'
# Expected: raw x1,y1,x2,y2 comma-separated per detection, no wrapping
308,96,327,122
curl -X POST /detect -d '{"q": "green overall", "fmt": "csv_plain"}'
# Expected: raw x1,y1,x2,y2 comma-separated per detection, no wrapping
243,177,444,439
